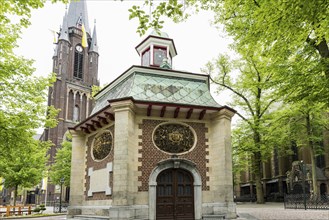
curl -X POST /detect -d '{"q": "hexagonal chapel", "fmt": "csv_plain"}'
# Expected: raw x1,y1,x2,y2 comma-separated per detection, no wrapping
68,31,237,220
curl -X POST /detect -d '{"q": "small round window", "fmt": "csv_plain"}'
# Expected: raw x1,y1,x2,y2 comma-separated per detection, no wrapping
153,123,196,154
92,131,113,161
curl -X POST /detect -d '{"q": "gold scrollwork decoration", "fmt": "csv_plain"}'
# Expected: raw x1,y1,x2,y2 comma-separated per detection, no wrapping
153,123,195,153
92,131,112,160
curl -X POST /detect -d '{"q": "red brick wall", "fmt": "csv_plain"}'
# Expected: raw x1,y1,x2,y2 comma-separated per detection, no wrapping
85,126,114,200
138,119,209,191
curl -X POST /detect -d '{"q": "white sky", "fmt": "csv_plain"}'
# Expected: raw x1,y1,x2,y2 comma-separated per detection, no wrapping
16,0,235,111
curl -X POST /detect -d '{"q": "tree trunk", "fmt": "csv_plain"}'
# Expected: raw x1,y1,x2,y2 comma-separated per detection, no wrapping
309,148,318,195
253,151,265,203
306,113,318,195
13,185,18,206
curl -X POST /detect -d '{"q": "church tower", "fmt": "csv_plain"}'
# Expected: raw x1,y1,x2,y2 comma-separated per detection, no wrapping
44,0,99,197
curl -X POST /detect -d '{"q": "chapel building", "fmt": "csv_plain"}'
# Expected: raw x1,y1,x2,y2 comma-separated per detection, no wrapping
68,29,237,219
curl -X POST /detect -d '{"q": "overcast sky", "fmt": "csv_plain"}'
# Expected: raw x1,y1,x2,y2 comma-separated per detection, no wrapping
15,0,235,108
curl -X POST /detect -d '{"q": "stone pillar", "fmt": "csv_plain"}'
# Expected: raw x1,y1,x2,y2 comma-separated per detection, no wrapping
208,108,236,219
111,100,135,206
65,89,69,120
68,130,86,216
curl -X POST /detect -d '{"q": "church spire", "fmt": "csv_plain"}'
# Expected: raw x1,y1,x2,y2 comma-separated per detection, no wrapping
58,10,69,43
67,0,90,34
89,20,98,54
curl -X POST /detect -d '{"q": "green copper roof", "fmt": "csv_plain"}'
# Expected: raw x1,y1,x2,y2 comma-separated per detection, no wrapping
150,30,170,38
91,67,220,114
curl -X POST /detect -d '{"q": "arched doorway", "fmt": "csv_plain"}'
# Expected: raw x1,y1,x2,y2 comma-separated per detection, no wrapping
156,168,194,220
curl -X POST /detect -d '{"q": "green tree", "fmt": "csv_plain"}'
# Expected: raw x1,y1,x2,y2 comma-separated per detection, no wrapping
49,133,72,187
0,0,66,203
129,0,329,104
269,101,329,195
203,51,279,203
0,139,51,205
231,121,253,192
0,1,67,155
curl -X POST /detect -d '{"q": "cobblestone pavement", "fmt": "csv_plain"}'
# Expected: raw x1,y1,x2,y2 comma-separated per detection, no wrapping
0,215,66,220
236,202,329,220
5,203,329,220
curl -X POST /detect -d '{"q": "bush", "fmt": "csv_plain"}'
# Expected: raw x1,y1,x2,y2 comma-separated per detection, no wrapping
33,207,40,213
33,204,46,213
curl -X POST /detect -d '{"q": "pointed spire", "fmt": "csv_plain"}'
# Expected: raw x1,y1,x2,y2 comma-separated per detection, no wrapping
76,13,83,28
58,10,69,42
89,20,98,53
67,0,90,35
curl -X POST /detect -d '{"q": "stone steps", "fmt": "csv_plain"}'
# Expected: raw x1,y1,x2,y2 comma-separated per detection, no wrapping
202,215,226,220
68,215,148,220
68,215,109,220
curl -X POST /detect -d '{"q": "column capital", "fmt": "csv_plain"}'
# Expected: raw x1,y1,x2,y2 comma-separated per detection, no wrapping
69,129,85,138
212,107,235,121
110,99,135,114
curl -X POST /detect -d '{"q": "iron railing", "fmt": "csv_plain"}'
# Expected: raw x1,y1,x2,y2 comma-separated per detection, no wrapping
53,202,68,213
284,194,329,210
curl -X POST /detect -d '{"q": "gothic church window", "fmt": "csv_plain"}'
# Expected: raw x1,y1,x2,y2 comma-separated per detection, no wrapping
68,90,74,120
74,44,84,79
73,104,80,122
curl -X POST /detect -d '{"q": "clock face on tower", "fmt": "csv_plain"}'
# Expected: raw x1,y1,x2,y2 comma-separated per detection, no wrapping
76,45,83,53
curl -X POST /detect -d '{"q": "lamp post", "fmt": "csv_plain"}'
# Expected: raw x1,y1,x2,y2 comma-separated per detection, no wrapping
300,160,307,210
59,178,64,213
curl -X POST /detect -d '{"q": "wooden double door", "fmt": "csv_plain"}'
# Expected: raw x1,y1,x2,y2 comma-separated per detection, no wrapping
156,168,194,220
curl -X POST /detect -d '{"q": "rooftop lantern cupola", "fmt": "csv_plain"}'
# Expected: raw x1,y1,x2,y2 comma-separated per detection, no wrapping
135,30,177,69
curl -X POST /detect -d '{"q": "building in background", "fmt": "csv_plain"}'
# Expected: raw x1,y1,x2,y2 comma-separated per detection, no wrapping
40,0,99,203
234,135,329,202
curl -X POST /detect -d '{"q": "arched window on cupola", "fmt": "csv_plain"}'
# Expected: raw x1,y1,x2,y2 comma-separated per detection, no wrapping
74,44,84,79
73,104,80,122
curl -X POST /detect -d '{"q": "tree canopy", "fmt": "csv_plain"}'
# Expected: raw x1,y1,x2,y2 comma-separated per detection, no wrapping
0,0,65,200
129,0,329,104
203,50,280,202
0,138,50,205
49,133,72,187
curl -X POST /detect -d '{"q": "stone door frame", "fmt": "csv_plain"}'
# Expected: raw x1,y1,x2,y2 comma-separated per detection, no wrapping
148,158,202,220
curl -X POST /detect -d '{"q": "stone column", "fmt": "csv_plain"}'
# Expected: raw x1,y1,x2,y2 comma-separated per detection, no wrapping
111,100,135,206
208,108,236,219
65,89,69,120
86,94,90,118
68,130,86,216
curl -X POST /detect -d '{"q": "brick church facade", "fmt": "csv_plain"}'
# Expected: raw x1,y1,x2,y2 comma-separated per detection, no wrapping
41,0,99,198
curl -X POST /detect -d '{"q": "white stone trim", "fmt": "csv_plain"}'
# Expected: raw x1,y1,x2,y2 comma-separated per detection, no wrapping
148,158,202,220
87,162,112,197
